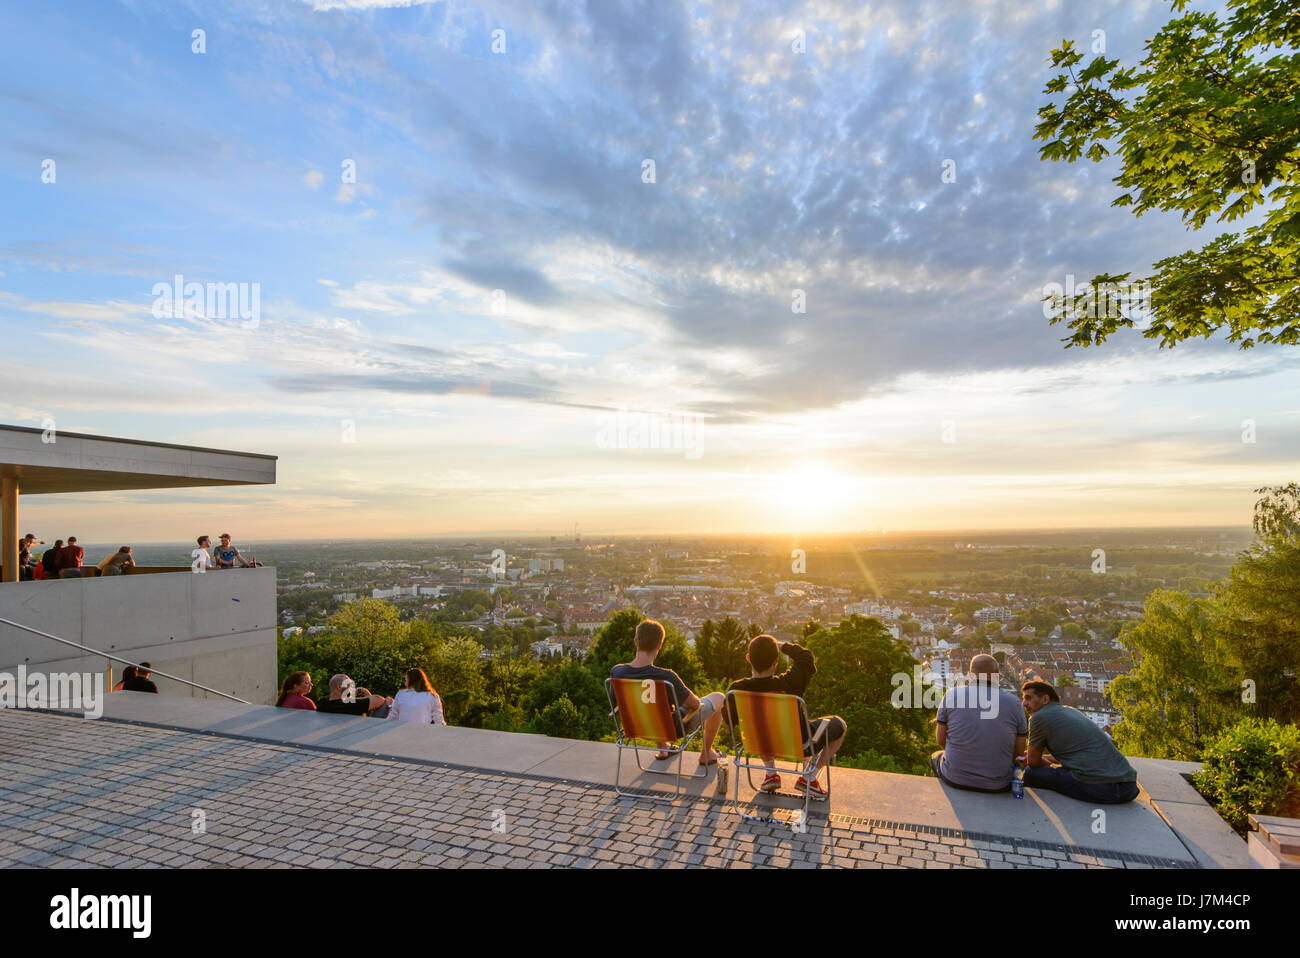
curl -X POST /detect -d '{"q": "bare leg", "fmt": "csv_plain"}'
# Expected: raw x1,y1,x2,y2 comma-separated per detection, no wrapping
699,692,726,763
812,732,844,782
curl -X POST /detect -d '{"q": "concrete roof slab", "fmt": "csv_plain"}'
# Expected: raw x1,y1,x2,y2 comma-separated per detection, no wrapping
90,695,1214,865
0,424,275,493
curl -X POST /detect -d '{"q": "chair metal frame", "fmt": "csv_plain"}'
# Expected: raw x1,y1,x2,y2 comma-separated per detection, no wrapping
606,677,708,804
724,689,831,829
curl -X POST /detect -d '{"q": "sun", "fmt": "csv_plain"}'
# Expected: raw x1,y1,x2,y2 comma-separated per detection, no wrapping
763,463,858,525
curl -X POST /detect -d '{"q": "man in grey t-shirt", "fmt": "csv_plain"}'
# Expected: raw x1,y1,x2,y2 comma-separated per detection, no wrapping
1021,681,1138,804
932,655,1027,792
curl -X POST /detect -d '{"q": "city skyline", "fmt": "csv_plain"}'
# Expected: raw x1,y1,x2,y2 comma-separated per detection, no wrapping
3,0,1296,541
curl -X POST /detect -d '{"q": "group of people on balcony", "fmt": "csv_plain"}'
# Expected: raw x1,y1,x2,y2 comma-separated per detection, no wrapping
15,533,136,580
276,668,446,725
12,530,264,579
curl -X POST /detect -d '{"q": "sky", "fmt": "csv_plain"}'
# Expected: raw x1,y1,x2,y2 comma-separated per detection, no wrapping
1,0,1295,542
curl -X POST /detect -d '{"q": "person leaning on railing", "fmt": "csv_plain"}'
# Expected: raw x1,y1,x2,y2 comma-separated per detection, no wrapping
36,539,63,580
213,533,258,569
97,546,136,576
17,533,43,581
56,537,85,578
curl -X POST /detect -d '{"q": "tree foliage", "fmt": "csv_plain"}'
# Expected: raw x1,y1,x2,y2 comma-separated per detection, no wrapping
695,616,751,682
521,660,611,741
1110,590,1242,760
1036,1,1300,348
1112,485,1300,759
1193,718,1300,829
801,615,931,772
1216,483,1300,722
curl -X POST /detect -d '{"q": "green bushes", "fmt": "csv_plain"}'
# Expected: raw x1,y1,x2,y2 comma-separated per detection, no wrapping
1193,719,1300,830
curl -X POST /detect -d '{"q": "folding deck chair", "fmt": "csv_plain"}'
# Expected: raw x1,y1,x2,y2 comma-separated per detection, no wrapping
606,677,708,804
724,689,831,828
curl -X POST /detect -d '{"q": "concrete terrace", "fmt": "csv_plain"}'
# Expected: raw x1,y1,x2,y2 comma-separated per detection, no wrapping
0,695,1247,870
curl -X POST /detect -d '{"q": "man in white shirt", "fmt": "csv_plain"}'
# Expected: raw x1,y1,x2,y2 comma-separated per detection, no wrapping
192,535,214,572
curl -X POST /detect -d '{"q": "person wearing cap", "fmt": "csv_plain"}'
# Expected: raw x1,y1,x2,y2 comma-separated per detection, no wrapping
213,533,254,569
18,534,43,580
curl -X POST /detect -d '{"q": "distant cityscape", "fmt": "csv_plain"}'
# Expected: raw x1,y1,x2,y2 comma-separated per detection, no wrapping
109,525,1247,741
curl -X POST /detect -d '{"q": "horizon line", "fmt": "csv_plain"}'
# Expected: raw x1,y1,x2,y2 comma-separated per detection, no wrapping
68,523,1255,548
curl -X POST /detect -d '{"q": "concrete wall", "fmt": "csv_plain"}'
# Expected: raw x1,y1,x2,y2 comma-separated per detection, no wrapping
0,566,277,705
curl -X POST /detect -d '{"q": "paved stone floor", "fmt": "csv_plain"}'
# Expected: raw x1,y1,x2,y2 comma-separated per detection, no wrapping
0,710,1192,869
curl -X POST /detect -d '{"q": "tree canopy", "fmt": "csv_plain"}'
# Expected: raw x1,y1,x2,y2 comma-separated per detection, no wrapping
1036,0,1300,348
1110,484,1300,758
801,615,931,773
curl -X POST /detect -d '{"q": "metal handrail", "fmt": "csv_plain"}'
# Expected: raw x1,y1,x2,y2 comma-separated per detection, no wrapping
0,615,251,704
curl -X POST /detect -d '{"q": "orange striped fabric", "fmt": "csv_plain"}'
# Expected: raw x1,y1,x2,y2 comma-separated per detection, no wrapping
729,690,805,763
609,678,680,741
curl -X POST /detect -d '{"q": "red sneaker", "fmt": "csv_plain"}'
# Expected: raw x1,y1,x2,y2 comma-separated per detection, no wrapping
758,773,782,793
795,776,828,801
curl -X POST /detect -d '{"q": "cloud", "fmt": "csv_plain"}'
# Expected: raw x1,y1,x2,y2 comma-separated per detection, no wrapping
5,0,1293,512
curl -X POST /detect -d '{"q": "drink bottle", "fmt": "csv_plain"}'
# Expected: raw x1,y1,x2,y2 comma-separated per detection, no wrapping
1012,757,1026,799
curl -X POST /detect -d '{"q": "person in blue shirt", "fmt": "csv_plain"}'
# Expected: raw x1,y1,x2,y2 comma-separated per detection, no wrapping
213,533,255,569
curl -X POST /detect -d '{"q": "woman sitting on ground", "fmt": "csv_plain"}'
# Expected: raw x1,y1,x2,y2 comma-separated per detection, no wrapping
387,667,445,725
276,671,316,710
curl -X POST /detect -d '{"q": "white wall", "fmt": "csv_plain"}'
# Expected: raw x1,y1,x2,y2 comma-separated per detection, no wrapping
0,566,277,704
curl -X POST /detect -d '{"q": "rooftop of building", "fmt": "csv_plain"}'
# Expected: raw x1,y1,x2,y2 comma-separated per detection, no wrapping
0,423,276,495
1,694,1248,870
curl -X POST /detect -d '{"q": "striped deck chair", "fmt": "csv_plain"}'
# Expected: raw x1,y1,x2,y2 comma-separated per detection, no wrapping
724,689,831,827
605,677,707,803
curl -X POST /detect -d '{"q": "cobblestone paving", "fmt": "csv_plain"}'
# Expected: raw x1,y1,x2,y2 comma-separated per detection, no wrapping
0,710,1191,869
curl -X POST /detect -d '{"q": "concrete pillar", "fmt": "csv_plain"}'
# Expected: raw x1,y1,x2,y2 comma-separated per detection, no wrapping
1,477,17,583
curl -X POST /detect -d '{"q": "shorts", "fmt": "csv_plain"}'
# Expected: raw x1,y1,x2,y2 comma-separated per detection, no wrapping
805,715,846,755
680,693,719,736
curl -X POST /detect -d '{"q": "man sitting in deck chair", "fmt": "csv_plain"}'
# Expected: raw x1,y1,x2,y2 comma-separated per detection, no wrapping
726,635,846,801
610,619,727,766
